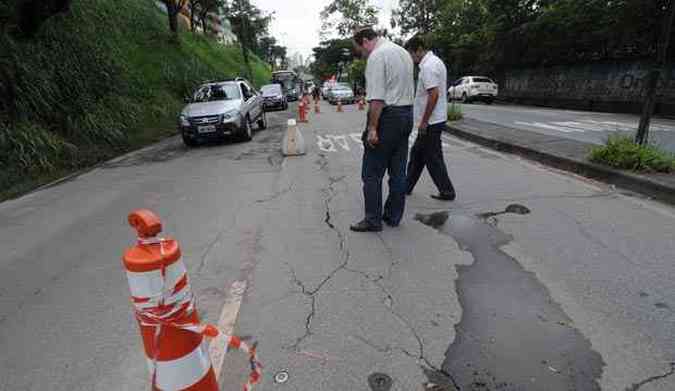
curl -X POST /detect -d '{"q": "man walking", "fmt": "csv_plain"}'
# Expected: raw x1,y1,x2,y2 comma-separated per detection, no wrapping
350,26,415,232
404,35,456,201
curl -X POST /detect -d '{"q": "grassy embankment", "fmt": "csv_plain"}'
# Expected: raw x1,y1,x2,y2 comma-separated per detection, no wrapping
0,0,271,201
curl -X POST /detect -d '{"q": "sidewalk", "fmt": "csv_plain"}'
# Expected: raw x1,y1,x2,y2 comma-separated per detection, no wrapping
445,118,675,205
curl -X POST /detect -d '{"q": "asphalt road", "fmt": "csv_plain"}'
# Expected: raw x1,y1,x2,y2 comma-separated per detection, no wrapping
458,102,675,153
1,101,674,391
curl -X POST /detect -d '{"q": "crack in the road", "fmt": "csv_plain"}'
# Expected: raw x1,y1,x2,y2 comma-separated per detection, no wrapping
316,152,329,172
197,228,227,273
255,184,293,204
345,265,461,390
286,174,349,350
625,362,675,391
375,234,404,279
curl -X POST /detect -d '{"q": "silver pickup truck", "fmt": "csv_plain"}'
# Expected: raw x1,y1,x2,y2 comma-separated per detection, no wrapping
178,78,267,146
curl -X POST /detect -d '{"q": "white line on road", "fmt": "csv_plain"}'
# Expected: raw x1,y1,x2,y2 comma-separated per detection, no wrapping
209,279,247,379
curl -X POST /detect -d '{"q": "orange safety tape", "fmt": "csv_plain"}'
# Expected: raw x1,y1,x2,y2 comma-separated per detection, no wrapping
134,238,262,391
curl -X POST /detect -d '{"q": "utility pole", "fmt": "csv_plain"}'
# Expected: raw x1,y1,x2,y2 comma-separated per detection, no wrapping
636,0,675,145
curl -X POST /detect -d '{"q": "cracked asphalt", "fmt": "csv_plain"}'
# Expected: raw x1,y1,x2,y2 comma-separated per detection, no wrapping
1,101,674,391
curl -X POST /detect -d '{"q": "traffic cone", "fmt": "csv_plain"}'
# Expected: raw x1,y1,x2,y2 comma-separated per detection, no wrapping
122,210,219,391
282,119,306,156
337,99,343,113
298,101,308,123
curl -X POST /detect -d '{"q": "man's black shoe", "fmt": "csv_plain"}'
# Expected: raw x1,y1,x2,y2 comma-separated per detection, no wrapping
431,193,456,201
350,220,383,232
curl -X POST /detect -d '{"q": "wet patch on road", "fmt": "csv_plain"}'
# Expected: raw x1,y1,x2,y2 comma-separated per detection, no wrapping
415,210,604,391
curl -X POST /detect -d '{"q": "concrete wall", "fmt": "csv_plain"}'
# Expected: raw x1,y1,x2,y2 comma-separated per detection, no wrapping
498,62,675,116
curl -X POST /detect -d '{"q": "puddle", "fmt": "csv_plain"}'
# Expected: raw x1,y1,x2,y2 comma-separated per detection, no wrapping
416,210,603,391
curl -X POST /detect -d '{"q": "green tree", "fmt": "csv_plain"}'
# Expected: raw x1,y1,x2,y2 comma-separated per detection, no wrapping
161,0,189,36
320,0,379,38
225,0,272,78
311,38,354,81
349,59,366,88
391,0,444,35
196,0,225,35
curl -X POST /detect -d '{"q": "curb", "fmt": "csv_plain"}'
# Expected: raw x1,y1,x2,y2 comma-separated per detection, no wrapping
445,122,675,206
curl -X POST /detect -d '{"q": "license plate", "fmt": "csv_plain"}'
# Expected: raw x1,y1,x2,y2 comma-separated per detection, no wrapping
198,125,216,134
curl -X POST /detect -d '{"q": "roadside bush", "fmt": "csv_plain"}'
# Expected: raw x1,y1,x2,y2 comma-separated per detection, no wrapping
589,136,675,173
448,102,463,121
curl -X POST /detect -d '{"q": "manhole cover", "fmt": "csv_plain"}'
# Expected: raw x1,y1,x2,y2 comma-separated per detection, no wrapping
368,373,393,391
274,371,289,384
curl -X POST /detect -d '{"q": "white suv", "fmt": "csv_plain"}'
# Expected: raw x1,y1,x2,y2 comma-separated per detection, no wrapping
448,76,498,104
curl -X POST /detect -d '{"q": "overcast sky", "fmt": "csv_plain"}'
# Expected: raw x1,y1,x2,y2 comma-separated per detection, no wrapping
250,0,399,60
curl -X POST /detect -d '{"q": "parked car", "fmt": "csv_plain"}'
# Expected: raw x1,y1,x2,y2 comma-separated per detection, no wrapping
261,84,288,111
179,78,267,146
321,83,331,98
448,76,498,104
327,84,355,104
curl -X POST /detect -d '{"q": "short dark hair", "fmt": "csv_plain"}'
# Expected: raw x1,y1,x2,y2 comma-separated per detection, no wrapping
353,26,378,46
404,34,427,52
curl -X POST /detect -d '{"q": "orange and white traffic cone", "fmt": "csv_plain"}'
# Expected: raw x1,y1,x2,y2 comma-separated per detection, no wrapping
298,101,308,123
123,210,219,391
337,99,343,113
122,210,262,391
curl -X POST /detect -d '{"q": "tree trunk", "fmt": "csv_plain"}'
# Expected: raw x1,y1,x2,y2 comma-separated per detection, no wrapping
168,10,179,34
190,3,196,32
636,0,675,145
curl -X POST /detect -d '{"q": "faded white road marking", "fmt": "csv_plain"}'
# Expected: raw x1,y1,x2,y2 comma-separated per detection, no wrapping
349,133,364,148
209,279,247,379
317,135,337,152
332,135,351,151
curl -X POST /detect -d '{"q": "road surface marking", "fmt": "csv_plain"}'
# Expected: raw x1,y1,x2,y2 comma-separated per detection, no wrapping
515,121,584,133
317,135,337,152
317,132,449,153
332,135,351,151
209,279,247,379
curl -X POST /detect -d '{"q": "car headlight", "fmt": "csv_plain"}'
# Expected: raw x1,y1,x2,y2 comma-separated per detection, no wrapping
179,115,190,127
221,110,239,122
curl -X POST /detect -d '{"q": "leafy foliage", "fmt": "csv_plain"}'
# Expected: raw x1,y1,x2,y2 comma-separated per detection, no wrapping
391,0,443,35
423,0,674,77
311,38,354,81
320,0,379,38
447,102,463,121
590,136,675,173
0,0,271,200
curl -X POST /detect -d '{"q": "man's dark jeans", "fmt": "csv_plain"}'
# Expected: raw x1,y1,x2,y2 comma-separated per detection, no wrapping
361,106,413,227
406,122,455,196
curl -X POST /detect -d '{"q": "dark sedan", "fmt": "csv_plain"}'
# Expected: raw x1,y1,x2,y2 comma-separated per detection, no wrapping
261,84,288,111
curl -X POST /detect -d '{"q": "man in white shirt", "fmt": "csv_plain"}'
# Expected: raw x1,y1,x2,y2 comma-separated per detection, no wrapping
350,26,415,232
404,35,456,201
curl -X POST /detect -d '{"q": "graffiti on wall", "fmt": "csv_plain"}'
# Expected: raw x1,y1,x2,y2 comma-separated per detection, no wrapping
502,62,675,103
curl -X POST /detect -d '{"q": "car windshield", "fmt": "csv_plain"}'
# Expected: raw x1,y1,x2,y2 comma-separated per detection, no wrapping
333,87,351,92
261,85,282,97
473,77,494,83
192,84,241,102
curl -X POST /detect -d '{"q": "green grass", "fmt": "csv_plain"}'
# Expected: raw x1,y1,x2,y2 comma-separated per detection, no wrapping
589,136,675,173
448,102,463,121
0,0,271,201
